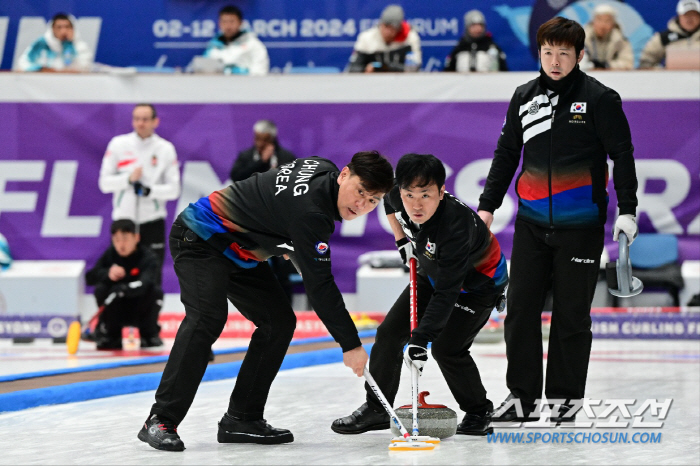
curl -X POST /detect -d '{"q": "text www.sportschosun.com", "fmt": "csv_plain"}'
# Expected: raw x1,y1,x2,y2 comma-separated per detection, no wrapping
487,432,662,444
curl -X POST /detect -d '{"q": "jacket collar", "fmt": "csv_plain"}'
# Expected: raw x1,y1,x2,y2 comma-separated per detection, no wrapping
538,64,582,96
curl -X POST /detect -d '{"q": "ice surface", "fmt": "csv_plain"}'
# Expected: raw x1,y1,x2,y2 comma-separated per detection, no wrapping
0,339,698,465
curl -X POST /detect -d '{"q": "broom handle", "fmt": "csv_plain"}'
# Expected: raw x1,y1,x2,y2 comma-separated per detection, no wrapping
363,366,410,439
409,258,419,436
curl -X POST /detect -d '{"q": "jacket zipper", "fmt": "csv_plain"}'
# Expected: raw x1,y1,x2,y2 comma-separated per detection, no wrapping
548,95,554,227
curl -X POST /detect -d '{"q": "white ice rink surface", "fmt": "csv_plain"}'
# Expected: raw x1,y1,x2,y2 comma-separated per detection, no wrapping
1,339,698,465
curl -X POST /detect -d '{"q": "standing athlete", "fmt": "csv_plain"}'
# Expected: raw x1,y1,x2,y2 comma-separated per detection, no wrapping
138,151,394,451
478,17,638,423
99,103,180,287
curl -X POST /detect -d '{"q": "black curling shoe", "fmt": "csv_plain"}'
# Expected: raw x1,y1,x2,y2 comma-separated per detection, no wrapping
137,414,185,451
457,411,494,436
331,402,390,434
218,413,294,444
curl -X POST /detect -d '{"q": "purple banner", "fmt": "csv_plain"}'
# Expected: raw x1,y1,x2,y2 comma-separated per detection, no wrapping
0,101,698,293
591,313,700,340
0,315,71,338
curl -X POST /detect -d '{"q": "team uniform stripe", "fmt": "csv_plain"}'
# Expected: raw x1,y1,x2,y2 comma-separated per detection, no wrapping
473,234,502,278
522,113,552,133
491,255,508,289
517,170,549,201
521,105,552,128
551,185,603,225
116,158,137,168
518,197,550,224
518,94,550,116
551,171,593,196
180,198,261,267
523,119,552,144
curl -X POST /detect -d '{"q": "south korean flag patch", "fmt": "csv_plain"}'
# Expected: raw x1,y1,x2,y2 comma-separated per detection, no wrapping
570,102,587,113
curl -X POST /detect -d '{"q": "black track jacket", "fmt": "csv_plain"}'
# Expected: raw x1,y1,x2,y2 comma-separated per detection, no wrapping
180,157,361,352
385,187,508,347
478,68,637,228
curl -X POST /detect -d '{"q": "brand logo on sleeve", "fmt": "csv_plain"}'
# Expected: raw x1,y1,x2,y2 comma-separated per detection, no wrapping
570,102,587,113
315,242,329,254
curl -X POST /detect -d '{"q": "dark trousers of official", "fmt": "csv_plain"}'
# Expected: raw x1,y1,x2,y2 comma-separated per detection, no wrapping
151,222,296,425
505,219,603,405
95,285,162,341
365,273,497,416
138,218,166,288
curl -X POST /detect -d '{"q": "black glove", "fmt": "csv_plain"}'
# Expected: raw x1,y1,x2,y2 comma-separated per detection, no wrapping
403,344,428,375
133,181,151,197
495,292,507,313
591,59,607,69
396,237,417,268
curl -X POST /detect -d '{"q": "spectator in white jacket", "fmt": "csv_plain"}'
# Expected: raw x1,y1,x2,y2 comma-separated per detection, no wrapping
202,5,270,76
16,13,92,72
348,4,422,72
99,104,181,286
580,4,634,70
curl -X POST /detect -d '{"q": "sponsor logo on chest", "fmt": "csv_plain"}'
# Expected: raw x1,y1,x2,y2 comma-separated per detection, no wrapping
569,103,587,124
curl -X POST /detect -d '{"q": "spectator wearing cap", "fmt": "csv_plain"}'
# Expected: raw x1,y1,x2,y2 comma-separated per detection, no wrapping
348,4,422,72
444,9,508,72
580,4,634,70
639,0,700,68
15,12,93,72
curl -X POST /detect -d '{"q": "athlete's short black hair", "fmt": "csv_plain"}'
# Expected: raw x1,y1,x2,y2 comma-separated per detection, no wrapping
219,5,243,20
111,219,137,235
346,151,394,194
395,153,446,190
537,16,585,56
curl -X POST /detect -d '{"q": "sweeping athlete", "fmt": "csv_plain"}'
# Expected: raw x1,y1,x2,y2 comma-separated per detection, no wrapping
138,151,394,451
478,17,638,423
332,153,508,437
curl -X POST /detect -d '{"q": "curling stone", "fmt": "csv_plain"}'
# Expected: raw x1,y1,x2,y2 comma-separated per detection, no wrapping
390,392,458,439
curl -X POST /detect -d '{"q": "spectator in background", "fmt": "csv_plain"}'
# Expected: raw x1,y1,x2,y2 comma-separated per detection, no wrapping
99,104,181,288
580,4,634,70
444,9,508,72
348,4,422,73
229,120,296,182
86,219,163,350
16,13,92,72
639,0,700,68
203,5,270,75
229,119,297,303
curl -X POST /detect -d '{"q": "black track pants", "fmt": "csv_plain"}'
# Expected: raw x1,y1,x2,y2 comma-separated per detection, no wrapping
504,219,603,404
151,222,296,424
365,274,497,415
